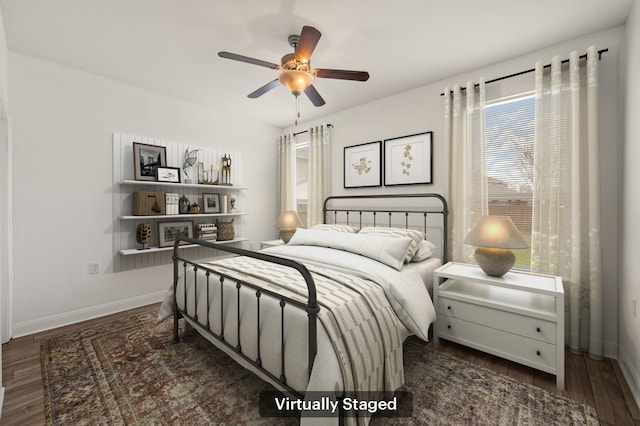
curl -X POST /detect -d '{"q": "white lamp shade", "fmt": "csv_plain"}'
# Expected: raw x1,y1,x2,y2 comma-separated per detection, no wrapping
464,216,528,249
275,211,303,229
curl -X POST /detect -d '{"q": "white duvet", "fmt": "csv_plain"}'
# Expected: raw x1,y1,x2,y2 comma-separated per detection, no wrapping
159,243,437,425
263,245,436,341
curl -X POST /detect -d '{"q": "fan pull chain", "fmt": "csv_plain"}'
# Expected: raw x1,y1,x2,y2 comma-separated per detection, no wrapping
295,95,300,126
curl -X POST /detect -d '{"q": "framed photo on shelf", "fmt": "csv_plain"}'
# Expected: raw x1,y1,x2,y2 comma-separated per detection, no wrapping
202,193,221,213
343,141,382,188
133,142,167,181
156,166,181,183
384,131,433,186
157,220,193,247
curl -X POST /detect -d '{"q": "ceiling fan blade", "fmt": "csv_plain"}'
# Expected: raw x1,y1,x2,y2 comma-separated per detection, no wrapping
295,26,321,62
314,68,370,81
304,84,325,107
218,51,280,69
248,79,281,98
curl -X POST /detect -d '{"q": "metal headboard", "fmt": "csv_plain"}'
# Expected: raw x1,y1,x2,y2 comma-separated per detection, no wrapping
323,193,449,263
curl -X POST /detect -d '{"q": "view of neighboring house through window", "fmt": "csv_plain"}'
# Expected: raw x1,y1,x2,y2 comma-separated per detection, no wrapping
485,93,534,268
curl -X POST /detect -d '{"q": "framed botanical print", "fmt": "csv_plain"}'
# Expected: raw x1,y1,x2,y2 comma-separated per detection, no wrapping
133,142,167,181
343,141,382,188
384,132,433,186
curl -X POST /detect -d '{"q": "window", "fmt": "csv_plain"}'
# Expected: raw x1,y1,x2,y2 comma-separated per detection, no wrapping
484,94,534,268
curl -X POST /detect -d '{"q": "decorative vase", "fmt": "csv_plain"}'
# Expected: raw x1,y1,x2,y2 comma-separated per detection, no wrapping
136,223,151,250
179,195,191,214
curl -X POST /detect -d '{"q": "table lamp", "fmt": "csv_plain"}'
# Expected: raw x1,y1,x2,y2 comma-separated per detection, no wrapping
464,216,528,277
275,211,303,243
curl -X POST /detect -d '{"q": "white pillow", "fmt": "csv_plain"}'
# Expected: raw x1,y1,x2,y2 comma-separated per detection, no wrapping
358,227,425,263
411,240,438,262
287,228,412,270
311,224,359,233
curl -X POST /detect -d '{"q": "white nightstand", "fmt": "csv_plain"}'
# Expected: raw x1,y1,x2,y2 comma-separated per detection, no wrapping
433,262,565,389
260,239,285,249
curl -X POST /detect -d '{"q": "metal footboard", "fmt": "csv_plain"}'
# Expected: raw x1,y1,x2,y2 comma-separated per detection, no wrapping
172,237,319,397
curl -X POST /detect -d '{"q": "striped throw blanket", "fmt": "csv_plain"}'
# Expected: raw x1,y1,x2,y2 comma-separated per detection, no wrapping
208,255,405,398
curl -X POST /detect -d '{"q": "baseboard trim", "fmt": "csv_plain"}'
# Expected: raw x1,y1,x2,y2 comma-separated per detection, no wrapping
605,339,617,360
12,291,166,338
618,347,640,411
0,386,4,419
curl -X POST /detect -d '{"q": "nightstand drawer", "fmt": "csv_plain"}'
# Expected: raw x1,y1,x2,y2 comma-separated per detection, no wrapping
437,296,557,344
436,317,557,371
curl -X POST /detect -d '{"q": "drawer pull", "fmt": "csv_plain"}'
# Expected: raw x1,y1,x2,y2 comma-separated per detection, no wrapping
447,325,451,329
536,350,541,356
536,327,541,332
447,306,452,310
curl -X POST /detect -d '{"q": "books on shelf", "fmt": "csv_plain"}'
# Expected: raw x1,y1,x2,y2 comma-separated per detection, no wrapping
196,223,217,241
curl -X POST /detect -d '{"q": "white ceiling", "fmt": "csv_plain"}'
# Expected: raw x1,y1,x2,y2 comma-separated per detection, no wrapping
0,0,633,128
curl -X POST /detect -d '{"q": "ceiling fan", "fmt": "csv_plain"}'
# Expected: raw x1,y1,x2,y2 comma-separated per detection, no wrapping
218,26,369,108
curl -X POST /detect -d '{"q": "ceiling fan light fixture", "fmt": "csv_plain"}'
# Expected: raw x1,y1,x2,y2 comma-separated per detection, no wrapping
219,25,367,116
278,70,313,96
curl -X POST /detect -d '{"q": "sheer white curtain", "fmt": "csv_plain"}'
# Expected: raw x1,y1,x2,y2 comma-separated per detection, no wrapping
443,80,488,263
279,133,296,212
531,46,603,358
306,124,331,227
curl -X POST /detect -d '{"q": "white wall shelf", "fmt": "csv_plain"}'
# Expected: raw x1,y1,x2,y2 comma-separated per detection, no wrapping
113,133,249,271
119,179,249,191
119,212,248,220
119,238,250,256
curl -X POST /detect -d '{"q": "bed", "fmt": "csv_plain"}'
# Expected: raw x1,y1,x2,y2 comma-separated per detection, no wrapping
160,194,448,424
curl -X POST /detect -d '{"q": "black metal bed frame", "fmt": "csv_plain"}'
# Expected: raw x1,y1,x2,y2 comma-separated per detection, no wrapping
172,240,319,397
323,193,449,263
172,193,448,398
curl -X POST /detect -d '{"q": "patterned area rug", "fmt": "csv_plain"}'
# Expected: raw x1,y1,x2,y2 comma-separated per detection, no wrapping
376,344,599,426
41,309,599,425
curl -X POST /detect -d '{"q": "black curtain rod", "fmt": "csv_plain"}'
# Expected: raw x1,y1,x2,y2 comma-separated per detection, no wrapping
440,48,608,96
293,123,333,137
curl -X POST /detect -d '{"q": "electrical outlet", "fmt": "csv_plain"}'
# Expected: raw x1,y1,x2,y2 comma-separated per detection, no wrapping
633,299,637,319
89,262,100,275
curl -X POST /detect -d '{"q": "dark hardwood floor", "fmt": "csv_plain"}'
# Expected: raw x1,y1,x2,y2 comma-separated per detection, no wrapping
1,304,639,425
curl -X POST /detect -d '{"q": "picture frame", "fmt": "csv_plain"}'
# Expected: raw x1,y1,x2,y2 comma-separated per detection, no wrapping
343,141,382,188
384,131,433,186
157,220,193,247
133,142,167,181
156,166,181,183
202,193,221,214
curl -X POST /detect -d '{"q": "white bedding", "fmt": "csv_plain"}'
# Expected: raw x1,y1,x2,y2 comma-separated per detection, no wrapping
263,245,437,341
160,243,439,425
402,256,442,297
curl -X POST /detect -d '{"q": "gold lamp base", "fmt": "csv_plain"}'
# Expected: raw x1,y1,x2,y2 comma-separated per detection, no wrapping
474,247,516,277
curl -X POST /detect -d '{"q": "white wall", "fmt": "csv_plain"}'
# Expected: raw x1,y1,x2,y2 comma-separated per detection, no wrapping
620,0,640,407
287,27,624,360
0,7,6,104
8,51,280,336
